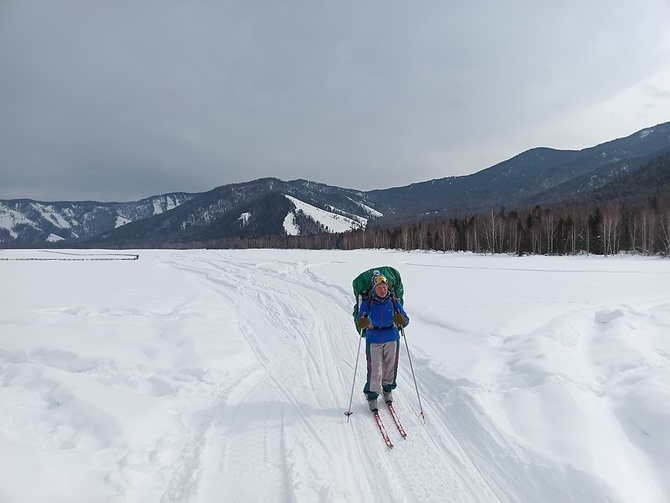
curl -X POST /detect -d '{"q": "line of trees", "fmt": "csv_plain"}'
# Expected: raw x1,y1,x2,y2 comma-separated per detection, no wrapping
203,192,670,256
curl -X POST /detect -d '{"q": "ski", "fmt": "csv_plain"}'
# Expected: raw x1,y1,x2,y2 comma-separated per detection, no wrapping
372,410,394,449
386,402,407,438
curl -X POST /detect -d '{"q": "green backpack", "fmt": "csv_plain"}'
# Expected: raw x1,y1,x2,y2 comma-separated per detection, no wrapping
351,266,404,334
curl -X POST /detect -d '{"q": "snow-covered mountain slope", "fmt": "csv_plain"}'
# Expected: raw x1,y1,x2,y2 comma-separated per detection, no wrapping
0,194,193,243
0,205,38,239
1,249,668,502
87,179,378,245
283,195,365,235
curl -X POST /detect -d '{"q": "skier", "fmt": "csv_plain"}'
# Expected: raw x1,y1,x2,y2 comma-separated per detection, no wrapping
356,270,409,412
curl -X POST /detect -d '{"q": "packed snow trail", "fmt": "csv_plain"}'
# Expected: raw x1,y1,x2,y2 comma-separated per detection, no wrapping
1,249,669,502
159,251,488,502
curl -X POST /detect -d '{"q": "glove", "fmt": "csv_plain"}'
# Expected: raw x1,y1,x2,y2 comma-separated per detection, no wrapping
393,312,407,327
357,315,371,330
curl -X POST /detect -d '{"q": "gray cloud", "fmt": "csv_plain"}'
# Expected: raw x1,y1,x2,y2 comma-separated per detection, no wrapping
1,0,669,201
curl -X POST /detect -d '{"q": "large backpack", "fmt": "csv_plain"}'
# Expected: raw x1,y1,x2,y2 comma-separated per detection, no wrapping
352,266,404,334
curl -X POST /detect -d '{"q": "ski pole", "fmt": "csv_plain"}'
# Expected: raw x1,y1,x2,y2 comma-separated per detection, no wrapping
344,334,363,421
400,326,426,423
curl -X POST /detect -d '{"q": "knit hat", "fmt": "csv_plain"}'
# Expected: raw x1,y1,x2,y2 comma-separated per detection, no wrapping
371,270,388,288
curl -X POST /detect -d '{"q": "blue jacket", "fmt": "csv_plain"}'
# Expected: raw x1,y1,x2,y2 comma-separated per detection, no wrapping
358,294,409,344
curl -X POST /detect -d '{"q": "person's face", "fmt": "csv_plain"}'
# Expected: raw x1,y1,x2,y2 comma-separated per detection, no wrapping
374,282,388,296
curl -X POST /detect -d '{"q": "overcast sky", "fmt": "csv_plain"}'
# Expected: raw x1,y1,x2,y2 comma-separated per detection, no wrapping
1,0,669,202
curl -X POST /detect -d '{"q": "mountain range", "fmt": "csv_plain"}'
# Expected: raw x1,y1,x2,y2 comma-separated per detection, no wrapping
2,121,669,247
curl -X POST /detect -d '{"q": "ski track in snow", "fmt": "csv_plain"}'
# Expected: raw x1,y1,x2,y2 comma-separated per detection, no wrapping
160,252,481,502
1,249,669,502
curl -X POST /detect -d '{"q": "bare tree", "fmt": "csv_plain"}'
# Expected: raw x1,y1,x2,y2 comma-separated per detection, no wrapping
658,203,670,256
626,208,640,254
544,208,556,254
465,216,481,253
414,223,429,250
400,225,411,250
527,206,543,254
601,202,622,256
483,210,498,254
640,207,656,255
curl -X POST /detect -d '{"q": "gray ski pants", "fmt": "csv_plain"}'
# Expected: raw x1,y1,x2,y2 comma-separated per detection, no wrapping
363,340,400,400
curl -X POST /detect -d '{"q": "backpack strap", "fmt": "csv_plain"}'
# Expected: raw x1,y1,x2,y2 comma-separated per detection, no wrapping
390,292,398,312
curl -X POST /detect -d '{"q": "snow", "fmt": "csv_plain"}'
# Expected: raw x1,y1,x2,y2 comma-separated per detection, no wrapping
348,196,383,219
115,215,132,228
46,233,65,243
325,204,368,227
1,249,669,503
285,195,364,233
238,212,251,227
0,206,38,238
283,211,299,235
31,203,72,229
151,196,180,216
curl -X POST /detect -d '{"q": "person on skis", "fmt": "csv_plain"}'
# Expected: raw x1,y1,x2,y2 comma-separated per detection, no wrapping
356,270,409,412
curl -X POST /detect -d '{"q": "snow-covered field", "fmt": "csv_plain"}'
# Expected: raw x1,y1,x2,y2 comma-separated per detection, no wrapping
1,249,669,503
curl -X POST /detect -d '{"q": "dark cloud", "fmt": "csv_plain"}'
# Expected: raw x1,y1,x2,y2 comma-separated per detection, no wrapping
1,0,669,201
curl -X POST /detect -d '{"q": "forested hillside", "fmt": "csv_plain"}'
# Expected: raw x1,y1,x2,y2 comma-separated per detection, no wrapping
188,154,670,256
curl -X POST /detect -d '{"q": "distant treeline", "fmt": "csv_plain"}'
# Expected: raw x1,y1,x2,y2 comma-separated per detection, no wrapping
60,192,670,256
156,190,667,256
